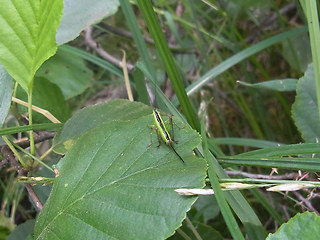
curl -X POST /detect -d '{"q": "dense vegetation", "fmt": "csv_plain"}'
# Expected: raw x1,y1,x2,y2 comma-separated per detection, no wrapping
1,1,320,239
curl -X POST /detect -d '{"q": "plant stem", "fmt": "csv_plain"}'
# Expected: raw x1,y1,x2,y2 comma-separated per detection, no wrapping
28,87,35,155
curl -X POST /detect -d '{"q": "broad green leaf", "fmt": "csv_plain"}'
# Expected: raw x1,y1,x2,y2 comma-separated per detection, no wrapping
237,79,298,92
0,65,13,127
266,212,320,240
16,78,71,123
0,0,63,92
36,48,92,99
7,220,35,240
56,0,119,44
34,115,207,240
53,99,151,154
292,64,320,142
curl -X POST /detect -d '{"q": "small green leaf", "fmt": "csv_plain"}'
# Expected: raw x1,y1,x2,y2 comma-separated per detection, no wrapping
292,64,320,142
237,79,298,92
53,99,151,154
0,65,13,127
34,115,207,240
266,212,320,240
16,77,71,123
0,0,63,92
56,0,119,44
36,48,92,99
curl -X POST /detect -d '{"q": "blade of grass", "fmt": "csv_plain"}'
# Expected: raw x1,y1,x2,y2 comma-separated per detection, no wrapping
221,178,320,186
235,143,320,157
214,137,282,148
204,138,267,239
0,123,62,136
184,27,308,98
201,119,245,240
303,0,320,122
218,156,320,171
136,0,200,131
119,0,157,81
163,11,184,47
133,66,149,105
120,0,164,108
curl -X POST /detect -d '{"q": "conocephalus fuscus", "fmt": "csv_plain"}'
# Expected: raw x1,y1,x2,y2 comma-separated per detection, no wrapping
150,109,185,163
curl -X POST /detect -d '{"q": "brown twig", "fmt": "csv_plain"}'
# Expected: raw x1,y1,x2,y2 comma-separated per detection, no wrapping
17,131,56,149
25,183,43,211
84,26,134,72
292,191,319,214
